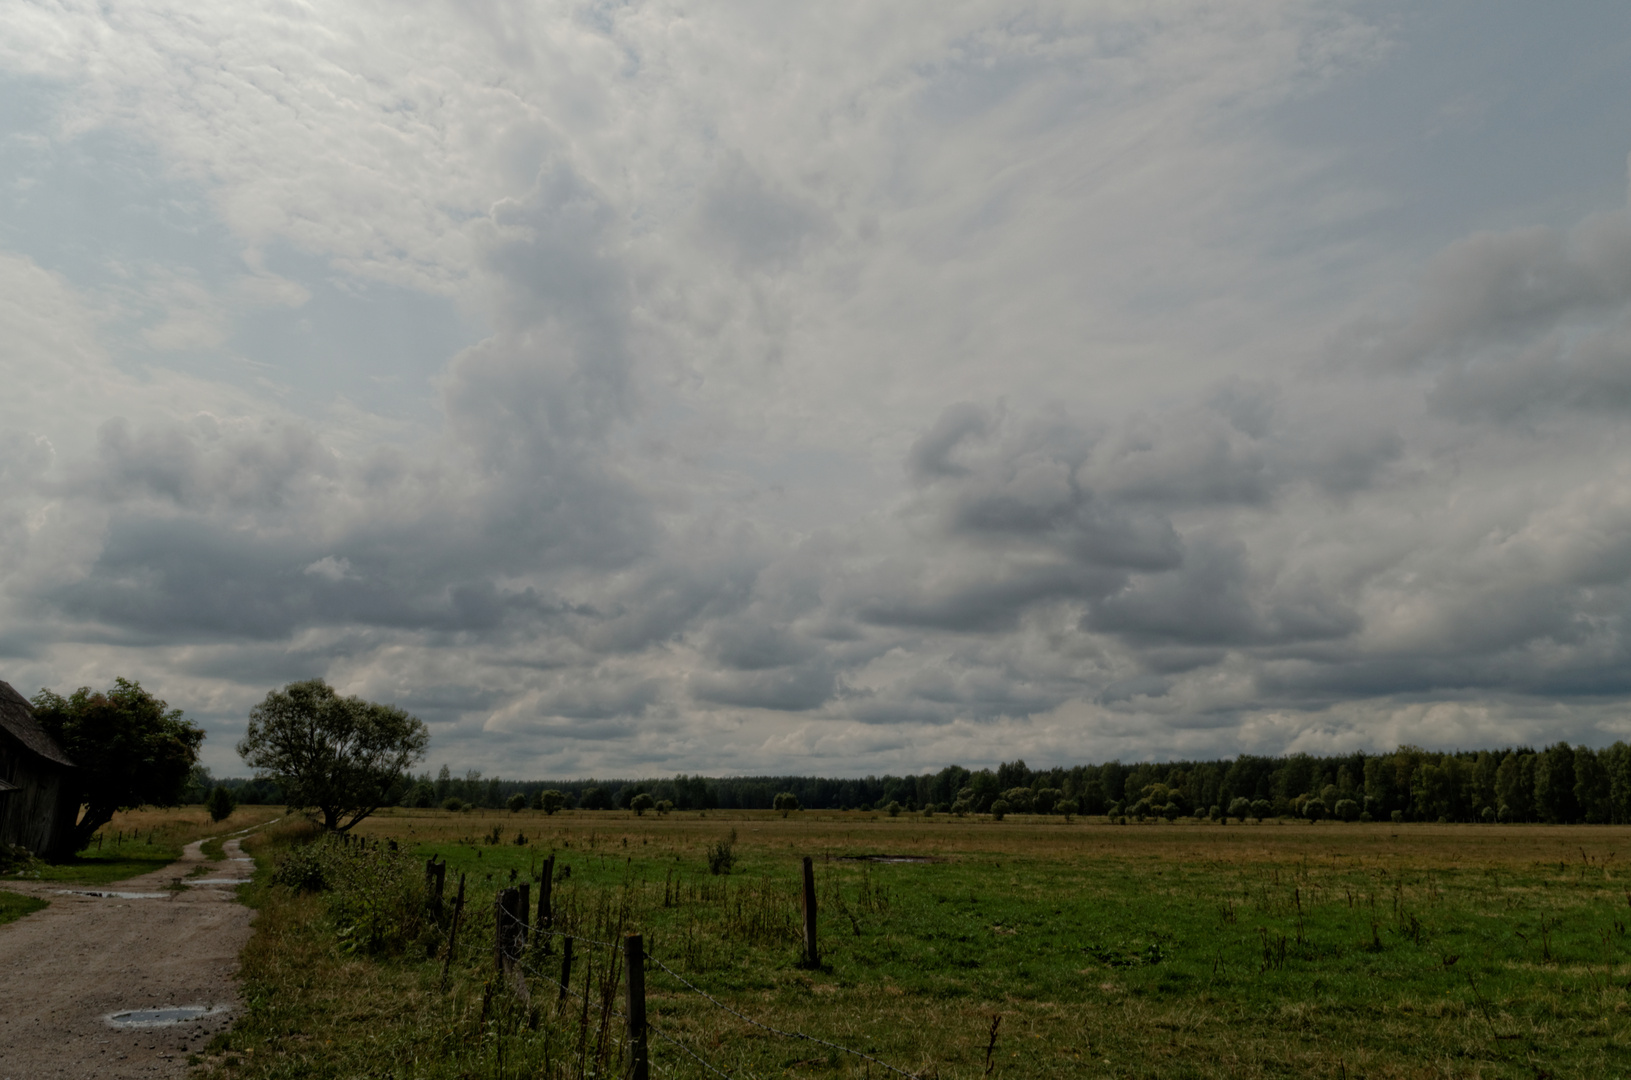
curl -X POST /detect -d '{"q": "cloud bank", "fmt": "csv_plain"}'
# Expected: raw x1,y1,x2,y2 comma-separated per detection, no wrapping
3,1,1631,775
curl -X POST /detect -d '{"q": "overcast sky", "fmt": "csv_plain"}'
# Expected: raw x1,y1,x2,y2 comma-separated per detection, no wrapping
5,1,1631,778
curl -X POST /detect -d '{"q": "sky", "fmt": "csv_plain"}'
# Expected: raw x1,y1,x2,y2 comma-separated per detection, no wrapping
4,1,1631,779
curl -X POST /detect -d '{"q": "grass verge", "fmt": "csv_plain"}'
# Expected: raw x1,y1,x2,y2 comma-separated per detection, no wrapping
0,891,47,927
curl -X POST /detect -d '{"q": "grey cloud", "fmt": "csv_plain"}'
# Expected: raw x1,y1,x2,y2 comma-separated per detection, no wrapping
1087,536,1360,648
906,402,992,481
696,155,832,271
689,663,838,712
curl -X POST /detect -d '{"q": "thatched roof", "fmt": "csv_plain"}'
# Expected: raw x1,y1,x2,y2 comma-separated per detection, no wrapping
0,680,75,769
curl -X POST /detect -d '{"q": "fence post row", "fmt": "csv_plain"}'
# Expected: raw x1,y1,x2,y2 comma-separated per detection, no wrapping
625,933,648,1080
802,855,819,968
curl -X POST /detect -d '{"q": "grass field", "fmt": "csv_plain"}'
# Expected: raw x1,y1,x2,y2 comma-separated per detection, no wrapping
187,807,1631,1079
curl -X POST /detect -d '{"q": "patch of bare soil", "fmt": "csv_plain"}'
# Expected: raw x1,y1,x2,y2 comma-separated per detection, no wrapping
0,831,263,1079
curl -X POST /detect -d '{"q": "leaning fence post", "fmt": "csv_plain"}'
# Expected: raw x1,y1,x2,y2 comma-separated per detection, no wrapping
801,855,819,968
495,887,519,973
440,872,466,991
558,936,574,1008
625,933,648,1080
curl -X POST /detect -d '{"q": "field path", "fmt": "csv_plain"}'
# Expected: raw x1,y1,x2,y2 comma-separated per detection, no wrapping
0,828,265,1079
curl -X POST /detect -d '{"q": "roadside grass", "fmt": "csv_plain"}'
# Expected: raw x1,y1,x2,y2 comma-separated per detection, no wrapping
198,809,1631,1078
18,805,280,885
0,890,47,926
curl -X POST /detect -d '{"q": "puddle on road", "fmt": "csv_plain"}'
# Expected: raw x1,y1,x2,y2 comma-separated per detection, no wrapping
58,890,168,899
836,855,943,864
105,1004,228,1028
192,877,252,885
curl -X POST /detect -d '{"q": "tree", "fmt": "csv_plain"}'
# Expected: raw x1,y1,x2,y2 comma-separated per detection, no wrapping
236,679,428,833
1227,796,1252,823
506,793,528,813
535,789,566,815
206,785,237,823
578,786,613,810
31,678,205,856
630,792,655,816
773,792,800,818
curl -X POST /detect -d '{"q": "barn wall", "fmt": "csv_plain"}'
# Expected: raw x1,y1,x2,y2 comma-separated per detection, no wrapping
0,738,71,855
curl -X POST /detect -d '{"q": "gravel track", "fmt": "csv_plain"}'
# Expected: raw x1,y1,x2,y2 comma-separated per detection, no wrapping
0,830,262,1079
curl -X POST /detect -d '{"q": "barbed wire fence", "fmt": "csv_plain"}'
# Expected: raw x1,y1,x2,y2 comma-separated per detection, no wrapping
492,889,926,1080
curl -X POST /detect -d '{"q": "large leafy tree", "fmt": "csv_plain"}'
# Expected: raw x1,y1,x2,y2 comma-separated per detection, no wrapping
237,679,429,832
31,678,205,856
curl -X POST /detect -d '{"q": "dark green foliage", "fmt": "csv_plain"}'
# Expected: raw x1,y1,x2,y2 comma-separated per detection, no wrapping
505,793,527,813
30,678,205,856
237,679,428,833
989,799,1010,821
577,786,613,810
772,792,798,817
706,834,736,875
206,785,237,822
630,792,656,816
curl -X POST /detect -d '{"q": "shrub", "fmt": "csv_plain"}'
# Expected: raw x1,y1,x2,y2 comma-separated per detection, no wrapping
772,792,800,817
1391,810,1404,824
631,793,655,816
656,799,674,815
1056,798,1079,820
1480,805,1496,823
1334,798,1359,822
885,801,902,817
535,790,566,815
706,834,736,875
989,799,1010,821
1227,797,1252,823
921,804,934,818
1303,798,1327,822
441,797,464,812
1034,788,1062,814
1249,799,1271,821
206,785,237,823
506,793,527,813
578,786,613,811
1359,811,1374,823
1129,798,1151,822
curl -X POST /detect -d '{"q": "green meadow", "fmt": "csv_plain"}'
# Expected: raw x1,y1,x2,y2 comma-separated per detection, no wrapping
188,808,1631,1078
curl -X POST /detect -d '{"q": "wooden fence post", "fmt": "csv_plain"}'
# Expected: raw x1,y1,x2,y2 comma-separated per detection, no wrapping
625,933,648,1080
517,882,530,953
440,872,466,991
801,855,819,968
558,936,574,1008
539,855,554,927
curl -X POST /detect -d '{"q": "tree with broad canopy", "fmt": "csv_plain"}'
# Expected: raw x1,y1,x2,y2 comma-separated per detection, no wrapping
237,679,428,832
31,678,205,857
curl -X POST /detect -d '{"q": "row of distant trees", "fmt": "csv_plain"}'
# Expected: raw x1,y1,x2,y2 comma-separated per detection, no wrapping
363,743,1631,824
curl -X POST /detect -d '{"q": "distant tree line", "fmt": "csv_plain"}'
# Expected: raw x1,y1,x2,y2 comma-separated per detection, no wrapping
203,742,1631,824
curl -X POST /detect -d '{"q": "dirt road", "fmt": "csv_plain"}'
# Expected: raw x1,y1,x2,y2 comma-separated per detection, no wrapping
0,832,261,1079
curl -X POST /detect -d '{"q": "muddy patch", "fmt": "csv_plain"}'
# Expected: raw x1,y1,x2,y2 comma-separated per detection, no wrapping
836,855,944,864
58,889,169,899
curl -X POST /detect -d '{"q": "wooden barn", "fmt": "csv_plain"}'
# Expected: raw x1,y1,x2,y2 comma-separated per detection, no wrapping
0,679,78,857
